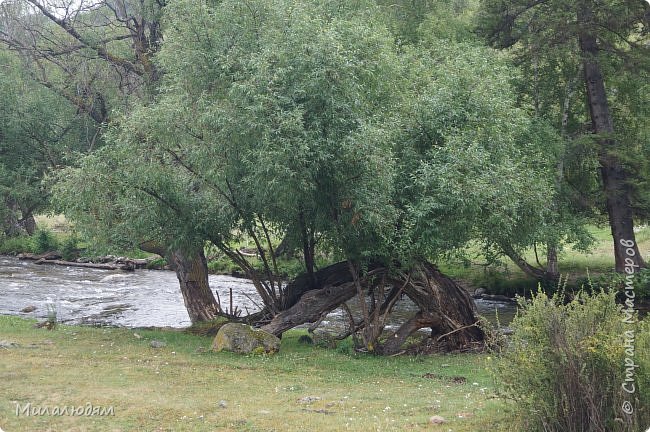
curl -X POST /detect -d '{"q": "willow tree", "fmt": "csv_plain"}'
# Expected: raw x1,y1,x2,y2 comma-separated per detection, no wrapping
1,0,223,322
56,0,558,353
477,0,649,272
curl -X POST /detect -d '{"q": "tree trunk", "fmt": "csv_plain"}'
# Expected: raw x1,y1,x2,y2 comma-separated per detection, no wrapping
262,281,357,336
546,243,559,279
139,241,222,324
577,2,646,272
499,241,550,280
22,213,37,235
3,198,20,237
388,263,484,354
380,310,442,355
170,248,222,323
262,261,484,354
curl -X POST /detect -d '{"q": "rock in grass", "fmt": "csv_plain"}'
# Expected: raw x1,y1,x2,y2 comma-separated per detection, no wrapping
429,415,446,425
21,305,37,313
0,340,19,349
212,323,280,355
297,396,321,404
150,340,166,349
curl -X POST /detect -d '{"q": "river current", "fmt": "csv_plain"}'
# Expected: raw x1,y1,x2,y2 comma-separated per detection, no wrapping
0,256,516,329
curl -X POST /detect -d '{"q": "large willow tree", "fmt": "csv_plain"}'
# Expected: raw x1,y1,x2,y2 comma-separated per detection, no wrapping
57,0,557,353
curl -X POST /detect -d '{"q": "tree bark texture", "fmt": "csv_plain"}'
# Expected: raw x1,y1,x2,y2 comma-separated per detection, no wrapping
169,248,222,323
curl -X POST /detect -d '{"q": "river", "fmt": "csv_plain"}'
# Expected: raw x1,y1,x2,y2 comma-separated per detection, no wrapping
0,256,516,329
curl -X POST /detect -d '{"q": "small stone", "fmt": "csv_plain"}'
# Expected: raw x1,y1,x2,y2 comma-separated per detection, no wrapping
21,305,37,313
0,340,19,349
218,400,227,408
297,396,321,404
429,415,446,425
150,340,166,348
133,333,142,339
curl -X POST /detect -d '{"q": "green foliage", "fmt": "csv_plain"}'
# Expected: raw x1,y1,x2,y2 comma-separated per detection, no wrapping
492,289,650,431
589,269,650,301
32,228,60,254
0,48,87,237
60,234,80,261
54,0,567,309
0,234,35,255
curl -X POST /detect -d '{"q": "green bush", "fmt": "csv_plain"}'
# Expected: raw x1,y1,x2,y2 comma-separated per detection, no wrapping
587,270,650,300
32,228,59,254
60,234,80,261
0,234,35,254
491,288,649,432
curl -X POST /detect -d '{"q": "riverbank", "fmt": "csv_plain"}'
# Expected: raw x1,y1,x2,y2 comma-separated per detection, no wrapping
0,316,509,431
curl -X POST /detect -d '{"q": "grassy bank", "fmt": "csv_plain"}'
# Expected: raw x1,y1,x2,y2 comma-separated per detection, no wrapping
440,225,650,296
0,316,508,431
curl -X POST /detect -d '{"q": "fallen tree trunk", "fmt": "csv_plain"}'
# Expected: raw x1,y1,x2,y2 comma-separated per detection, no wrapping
261,281,357,335
260,260,484,354
32,259,134,271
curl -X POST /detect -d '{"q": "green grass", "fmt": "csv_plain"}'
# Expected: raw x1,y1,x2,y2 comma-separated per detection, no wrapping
0,316,510,431
440,225,650,296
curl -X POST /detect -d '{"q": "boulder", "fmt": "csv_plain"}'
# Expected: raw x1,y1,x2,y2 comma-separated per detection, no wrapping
212,323,280,354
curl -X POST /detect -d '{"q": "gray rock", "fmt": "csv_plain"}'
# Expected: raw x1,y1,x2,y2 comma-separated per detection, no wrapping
0,340,19,349
150,340,166,348
429,415,446,425
218,400,227,408
297,396,321,404
212,323,280,354
20,305,37,313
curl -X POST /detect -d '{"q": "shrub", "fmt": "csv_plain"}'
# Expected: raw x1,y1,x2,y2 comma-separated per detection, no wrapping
60,234,80,261
32,228,59,254
491,288,649,432
0,234,35,254
587,270,650,301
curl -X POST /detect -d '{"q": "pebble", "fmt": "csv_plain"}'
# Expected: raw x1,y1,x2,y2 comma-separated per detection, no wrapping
297,396,321,404
218,400,227,408
150,340,166,348
429,415,446,425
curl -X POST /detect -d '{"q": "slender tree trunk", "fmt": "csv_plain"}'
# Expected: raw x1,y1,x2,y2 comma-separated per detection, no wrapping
499,241,549,280
577,2,646,272
546,244,559,278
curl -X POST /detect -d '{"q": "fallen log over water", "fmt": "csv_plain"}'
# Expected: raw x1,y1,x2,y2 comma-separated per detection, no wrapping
32,258,135,271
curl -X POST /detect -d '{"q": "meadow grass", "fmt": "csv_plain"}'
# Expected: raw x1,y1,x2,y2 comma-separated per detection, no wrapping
0,316,510,431
440,225,650,295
